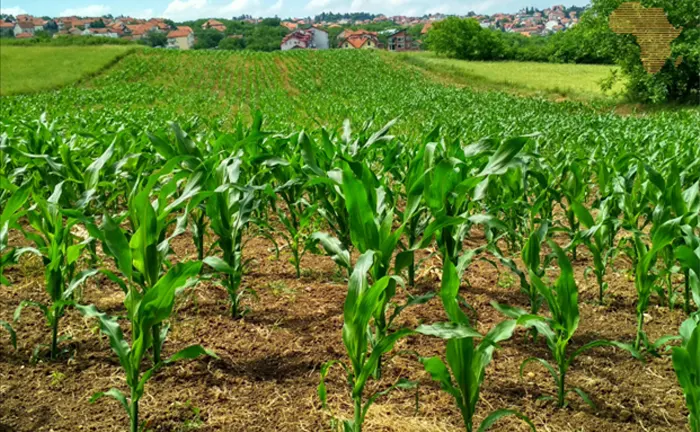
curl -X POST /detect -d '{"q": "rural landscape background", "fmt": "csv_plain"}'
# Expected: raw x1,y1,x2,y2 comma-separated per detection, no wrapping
0,0,699,431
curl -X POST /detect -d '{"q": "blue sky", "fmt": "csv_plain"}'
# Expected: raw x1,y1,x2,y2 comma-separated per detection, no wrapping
2,0,589,21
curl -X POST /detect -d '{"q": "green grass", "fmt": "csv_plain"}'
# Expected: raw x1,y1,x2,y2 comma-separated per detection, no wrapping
396,51,626,102
0,45,135,96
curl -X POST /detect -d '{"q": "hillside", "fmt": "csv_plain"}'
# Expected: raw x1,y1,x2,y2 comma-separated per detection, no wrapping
0,45,135,96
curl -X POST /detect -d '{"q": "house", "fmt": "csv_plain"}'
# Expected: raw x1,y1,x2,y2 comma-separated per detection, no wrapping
202,19,226,32
31,18,47,31
281,30,312,50
167,26,195,50
307,26,328,49
0,21,14,36
14,21,35,36
339,30,379,49
421,22,432,34
126,24,160,40
280,27,328,50
281,21,297,31
387,29,415,52
82,28,119,38
15,33,33,39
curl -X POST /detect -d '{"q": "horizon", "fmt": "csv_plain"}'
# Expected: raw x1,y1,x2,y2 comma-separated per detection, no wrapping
1,1,590,22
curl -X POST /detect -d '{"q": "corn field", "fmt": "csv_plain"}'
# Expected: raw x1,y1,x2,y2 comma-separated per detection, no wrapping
1,49,699,432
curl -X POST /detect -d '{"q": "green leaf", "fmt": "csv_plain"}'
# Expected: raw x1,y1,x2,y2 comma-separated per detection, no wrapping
90,388,130,418
570,200,594,229
139,261,202,330
311,232,351,269
569,340,643,363
102,214,133,281
203,256,235,275
165,344,218,364
64,269,99,300
479,136,529,176
477,409,536,432
0,320,17,349
416,322,482,339
75,304,131,376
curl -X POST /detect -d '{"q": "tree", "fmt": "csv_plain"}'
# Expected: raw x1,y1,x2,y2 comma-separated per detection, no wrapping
141,31,168,47
261,17,281,26
90,19,106,29
194,28,225,49
219,36,245,50
44,20,59,33
427,17,506,61
584,0,699,103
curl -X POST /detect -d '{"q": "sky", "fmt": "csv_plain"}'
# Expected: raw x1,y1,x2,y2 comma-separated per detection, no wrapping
1,0,589,22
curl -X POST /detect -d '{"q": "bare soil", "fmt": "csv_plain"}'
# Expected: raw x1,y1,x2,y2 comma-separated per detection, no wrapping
0,228,690,432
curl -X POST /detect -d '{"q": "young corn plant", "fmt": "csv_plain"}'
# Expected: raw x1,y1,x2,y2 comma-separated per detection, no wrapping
1,182,33,352
494,242,641,408
260,137,318,278
318,251,417,432
570,197,621,304
205,155,262,319
420,135,529,267
77,261,216,432
632,217,682,349
417,258,536,432
489,222,550,318
83,164,203,363
14,183,97,360
672,316,700,432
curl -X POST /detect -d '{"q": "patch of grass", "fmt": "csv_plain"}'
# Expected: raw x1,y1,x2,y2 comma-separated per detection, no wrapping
395,51,626,103
0,45,136,96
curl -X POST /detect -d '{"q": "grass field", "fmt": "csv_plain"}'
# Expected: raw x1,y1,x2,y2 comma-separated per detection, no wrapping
397,51,625,101
0,45,134,96
0,47,699,432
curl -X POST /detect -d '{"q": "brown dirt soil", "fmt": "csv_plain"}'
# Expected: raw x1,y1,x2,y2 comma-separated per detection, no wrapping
0,227,691,432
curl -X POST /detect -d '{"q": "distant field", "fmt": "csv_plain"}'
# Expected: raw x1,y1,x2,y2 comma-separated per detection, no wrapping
0,45,134,96
398,52,625,101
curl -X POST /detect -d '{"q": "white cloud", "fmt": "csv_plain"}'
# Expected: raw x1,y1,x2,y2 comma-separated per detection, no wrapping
0,6,27,16
131,8,155,19
267,0,284,14
163,0,209,19
305,0,331,11
59,4,112,16
221,0,259,14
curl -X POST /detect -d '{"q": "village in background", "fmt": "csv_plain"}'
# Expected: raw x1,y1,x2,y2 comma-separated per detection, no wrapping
0,5,585,52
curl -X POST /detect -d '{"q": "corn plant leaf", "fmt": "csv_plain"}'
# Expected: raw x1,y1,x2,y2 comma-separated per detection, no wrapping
478,136,528,176
440,257,470,324
139,261,201,330
165,344,218,364
353,327,414,397
203,256,236,275
311,232,351,270
569,340,643,364
341,168,379,253
0,182,31,224
0,320,17,349
90,388,130,416
75,304,131,376
102,214,132,281
64,269,99,300
420,356,460,399
416,322,482,339
570,200,595,229
477,409,536,432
